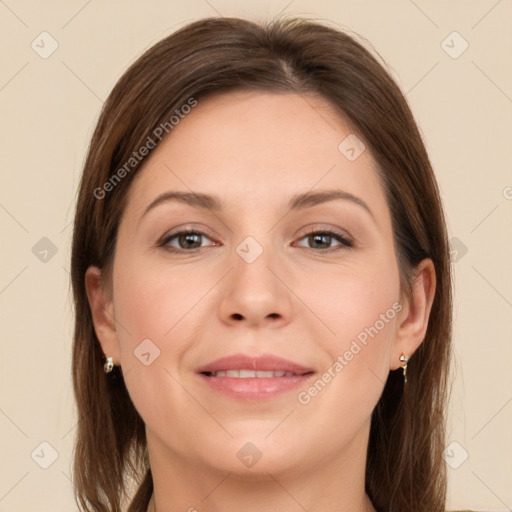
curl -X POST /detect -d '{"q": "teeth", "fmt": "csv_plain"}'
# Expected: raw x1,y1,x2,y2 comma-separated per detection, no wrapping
208,369,297,378
256,370,274,378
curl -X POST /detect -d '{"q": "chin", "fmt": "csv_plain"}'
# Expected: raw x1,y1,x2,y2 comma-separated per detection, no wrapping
208,453,299,480
198,433,309,477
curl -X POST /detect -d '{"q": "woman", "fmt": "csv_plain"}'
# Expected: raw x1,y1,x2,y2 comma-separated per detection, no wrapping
71,16,452,512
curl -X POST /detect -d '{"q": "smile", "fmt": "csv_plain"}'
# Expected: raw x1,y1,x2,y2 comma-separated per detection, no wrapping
196,353,315,400
203,370,302,378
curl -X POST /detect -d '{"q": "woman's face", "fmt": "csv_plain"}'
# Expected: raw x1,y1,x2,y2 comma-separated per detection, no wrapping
99,91,408,477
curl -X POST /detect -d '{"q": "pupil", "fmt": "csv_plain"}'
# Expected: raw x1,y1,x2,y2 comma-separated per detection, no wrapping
180,233,201,248
310,234,330,248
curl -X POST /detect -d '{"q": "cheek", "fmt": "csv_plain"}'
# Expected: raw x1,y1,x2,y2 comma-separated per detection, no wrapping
113,255,205,352
332,274,400,357
110,258,208,436
298,263,400,414
305,258,400,352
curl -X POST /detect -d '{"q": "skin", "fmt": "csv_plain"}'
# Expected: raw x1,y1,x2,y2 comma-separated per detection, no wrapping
86,91,436,512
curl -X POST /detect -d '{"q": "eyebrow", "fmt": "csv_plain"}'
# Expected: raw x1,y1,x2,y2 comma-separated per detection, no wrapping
141,189,374,220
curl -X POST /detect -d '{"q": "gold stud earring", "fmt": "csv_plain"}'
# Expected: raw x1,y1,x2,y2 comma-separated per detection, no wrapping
104,356,114,374
399,353,409,383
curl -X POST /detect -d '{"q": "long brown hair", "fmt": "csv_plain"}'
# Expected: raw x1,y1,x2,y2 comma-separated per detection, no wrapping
71,16,452,512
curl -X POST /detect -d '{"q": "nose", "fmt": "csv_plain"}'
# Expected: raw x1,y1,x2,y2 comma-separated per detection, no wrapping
217,244,294,329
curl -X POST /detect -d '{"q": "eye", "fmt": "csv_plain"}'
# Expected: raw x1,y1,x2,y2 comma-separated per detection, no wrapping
159,228,353,254
294,229,353,251
160,230,217,252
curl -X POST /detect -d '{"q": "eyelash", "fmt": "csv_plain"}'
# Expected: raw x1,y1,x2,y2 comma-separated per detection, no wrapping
159,228,354,254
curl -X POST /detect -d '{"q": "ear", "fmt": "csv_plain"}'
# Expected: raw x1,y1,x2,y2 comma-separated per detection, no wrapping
391,258,436,369
85,266,121,364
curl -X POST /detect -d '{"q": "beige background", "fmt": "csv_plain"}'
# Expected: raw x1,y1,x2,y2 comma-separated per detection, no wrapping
0,1,511,510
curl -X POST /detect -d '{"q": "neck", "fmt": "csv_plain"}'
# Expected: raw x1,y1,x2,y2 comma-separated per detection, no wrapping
148,491,375,512
148,493,375,512
145,427,375,512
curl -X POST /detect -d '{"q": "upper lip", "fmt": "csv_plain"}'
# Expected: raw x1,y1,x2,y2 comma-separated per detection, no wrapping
196,353,314,375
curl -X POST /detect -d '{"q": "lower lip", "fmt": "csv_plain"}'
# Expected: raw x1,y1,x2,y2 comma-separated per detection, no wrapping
198,373,314,401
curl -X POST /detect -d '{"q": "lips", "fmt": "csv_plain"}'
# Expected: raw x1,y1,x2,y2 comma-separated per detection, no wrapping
196,354,315,401
196,354,313,376
206,369,296,378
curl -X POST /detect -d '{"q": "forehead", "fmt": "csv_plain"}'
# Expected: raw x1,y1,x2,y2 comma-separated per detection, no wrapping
124,90,388,220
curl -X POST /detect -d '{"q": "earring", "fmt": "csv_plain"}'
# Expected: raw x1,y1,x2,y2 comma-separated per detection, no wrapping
104,356,114,374
399,353,409,383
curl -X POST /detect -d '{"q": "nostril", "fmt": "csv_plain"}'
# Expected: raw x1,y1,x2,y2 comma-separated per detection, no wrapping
232,313,243,320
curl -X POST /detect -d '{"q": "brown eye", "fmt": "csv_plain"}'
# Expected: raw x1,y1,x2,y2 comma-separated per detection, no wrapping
177,232,202,249
308,233,333,249
296,230,353,251
161,231,215,252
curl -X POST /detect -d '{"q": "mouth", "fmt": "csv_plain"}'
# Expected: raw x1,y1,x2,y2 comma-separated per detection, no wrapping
196,354,315,400
202,369,308,378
